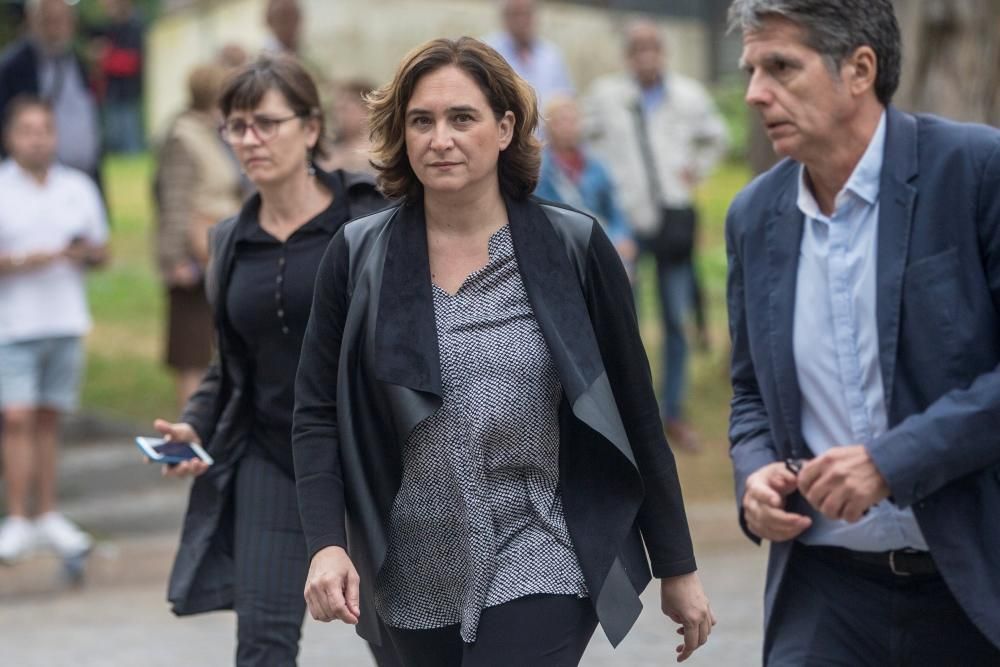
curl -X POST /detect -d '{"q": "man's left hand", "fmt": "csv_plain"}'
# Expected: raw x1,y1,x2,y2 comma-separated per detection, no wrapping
798,445,890,522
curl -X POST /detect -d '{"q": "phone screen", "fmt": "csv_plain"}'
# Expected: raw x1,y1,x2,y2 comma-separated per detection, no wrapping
153,441,201,461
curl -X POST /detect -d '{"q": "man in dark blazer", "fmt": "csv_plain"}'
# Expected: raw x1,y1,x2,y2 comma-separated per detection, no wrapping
725,1,1000,664
0,0,102,188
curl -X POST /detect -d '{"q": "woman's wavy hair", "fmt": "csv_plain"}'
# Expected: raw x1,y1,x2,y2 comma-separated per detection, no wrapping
367,36,541,201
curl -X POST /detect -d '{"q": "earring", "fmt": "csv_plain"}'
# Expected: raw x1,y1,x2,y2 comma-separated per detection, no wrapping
306,148,316,176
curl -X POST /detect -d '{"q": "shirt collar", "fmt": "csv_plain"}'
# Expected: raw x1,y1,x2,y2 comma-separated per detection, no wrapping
635,75,667,110
235,169,348,242
797,110,886,219
4,159,54,187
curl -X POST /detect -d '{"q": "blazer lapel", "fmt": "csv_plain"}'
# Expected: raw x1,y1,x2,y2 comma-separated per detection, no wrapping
876,106,918,415
507,197,635,467
372,202,443,437
765,184,807,456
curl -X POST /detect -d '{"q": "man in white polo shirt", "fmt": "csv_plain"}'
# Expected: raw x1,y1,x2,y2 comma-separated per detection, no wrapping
0,95,108,563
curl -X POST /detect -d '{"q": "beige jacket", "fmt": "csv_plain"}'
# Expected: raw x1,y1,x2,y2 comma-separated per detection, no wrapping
154,110,243,277
584,72,728,237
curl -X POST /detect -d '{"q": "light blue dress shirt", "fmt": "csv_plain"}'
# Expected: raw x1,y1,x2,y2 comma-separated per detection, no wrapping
482,32,573,111
793,112,928,551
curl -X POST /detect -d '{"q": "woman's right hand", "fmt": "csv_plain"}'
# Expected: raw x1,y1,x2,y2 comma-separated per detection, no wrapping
304,546,361,624
151,419,209,478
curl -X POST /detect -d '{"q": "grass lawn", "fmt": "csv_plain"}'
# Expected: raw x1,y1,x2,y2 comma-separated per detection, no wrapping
82,154,752,502
82,154,174,428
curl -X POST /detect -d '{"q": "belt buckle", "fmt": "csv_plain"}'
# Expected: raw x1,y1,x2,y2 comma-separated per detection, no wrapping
889,550,911,577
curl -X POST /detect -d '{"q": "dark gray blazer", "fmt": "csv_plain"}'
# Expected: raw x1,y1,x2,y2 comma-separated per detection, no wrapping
726,105,1000,651
292,196,696,647
166,169,385,616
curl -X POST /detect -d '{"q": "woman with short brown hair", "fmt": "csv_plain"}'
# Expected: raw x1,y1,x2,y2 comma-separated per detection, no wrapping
366,36,541,202
293,36,714,665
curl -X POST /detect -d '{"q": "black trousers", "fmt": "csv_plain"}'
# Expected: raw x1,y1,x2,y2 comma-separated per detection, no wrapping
385,594,598,667
233,452,309,666
233,452,403,667
766,543,1000,666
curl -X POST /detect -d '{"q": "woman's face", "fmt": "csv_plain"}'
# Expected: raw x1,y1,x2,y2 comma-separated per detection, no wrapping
225,88,319,187
404,65,514,199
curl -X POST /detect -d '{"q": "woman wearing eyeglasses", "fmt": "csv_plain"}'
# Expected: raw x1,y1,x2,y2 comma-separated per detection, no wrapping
150,56,394,666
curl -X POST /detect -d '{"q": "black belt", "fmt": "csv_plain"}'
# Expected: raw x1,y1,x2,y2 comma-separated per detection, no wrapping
798,544,938,577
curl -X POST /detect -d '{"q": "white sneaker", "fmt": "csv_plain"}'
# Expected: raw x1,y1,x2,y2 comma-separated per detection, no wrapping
34,512,92,559
0,516,36,563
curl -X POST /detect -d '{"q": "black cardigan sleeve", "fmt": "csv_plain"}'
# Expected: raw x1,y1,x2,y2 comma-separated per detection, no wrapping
583,223,696,578
292,229,351,559
177,224,229,445
178,358,222,445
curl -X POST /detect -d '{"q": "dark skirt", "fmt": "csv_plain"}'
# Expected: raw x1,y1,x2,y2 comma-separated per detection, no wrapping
165,283,214,371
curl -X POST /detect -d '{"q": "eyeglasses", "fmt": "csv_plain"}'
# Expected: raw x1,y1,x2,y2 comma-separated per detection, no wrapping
220,114,302,144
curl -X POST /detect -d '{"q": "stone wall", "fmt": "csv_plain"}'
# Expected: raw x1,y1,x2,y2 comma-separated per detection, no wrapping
147,0,709,137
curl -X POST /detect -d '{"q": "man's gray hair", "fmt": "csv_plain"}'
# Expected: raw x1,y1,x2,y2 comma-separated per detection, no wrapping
728,0,901,105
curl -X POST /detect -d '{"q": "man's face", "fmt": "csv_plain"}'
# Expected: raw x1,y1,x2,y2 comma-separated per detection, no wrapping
98,0,132,22
626,26,664,86
740,16,855,164
503,0,536,46
5,106,57,172
30,0,76,55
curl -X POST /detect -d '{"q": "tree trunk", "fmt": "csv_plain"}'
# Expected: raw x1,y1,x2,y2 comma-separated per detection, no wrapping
894,0,1000,125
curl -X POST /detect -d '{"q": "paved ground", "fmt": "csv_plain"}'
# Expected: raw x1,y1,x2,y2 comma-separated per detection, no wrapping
0,440,768,666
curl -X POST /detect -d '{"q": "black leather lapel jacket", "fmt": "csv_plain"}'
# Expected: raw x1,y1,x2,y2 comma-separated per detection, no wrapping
292,195,696,647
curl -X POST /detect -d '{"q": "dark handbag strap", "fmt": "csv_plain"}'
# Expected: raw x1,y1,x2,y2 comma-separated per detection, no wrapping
630,99,664,209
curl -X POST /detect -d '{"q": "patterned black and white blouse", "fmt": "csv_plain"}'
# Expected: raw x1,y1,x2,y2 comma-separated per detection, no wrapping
373,224,589,641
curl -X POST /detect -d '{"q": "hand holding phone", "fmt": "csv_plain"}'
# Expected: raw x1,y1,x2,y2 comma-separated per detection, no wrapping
136,436,213,464
143,419,212,478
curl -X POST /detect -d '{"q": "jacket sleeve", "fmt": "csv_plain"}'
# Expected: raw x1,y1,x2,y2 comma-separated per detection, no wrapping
867,137,1000,507
178,358,222,446
154,131,199,276
176,225,227,445
594,161,631,244
292,229,351,559
725,204,781,543
584,221,696,578
688,84,729,183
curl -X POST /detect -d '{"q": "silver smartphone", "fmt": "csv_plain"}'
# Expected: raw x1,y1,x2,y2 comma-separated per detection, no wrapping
135,436,214,465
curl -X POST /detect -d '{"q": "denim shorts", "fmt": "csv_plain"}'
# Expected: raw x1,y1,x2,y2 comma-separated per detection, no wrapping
0,337,84,411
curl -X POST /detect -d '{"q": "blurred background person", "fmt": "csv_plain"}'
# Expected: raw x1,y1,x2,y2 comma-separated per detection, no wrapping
262,0,302,57
0,0,103,190
483,0,573,112
153,62,243,410
535,94,635,272
585,19,728,454
0,95,108,564
89,0,145,155
318,78,376,176
218,42,250,69
150,56,393,666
